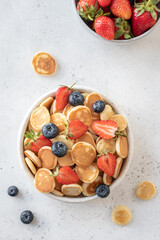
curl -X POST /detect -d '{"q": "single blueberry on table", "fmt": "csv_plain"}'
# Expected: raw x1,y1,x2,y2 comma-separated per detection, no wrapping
7,186,19,197
51,141,67,157
96,184,110,198
92,100,105,113
68,91,84,106
42,123,59,139
20,210,34,224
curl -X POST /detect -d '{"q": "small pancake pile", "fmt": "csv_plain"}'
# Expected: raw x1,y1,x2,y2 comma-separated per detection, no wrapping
23,85,129,198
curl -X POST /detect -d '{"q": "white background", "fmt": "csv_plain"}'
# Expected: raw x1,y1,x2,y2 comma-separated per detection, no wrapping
0,0,160,239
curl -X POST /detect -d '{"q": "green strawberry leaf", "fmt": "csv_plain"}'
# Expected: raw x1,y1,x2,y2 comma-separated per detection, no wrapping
115,18,122,24
124,33,132,39
137,9,145,17
115,29,124,39
150,9,157,20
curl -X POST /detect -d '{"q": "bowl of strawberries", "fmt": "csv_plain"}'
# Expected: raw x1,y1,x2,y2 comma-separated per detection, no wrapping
74,0,160,42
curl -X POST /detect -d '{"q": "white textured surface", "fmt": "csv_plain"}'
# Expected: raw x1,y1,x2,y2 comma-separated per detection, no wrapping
0,0,160,239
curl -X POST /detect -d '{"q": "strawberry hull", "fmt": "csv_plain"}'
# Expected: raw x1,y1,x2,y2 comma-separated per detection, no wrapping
132,7,158,36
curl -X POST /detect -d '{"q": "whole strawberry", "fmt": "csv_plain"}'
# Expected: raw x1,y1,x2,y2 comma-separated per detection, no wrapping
132,0,159,37
98,0,111,7
114,18,133,39
94,16,115,40
110,0,132,20
77,0,100,21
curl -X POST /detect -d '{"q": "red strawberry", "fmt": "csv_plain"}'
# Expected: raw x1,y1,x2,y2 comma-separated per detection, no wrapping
68,120,88,140
113,18,132,40
132,0,159,37
31,135,52,153
98,0,111,7
110,0,132,20
24,130,52,154
94,16,115,40
52,167,79,185
97,153,116,176
92,120,118,139
77,0,100,21
56,83,76,110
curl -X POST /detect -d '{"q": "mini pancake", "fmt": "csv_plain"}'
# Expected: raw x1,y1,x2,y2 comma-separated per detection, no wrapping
88,121,97,135
110,114,127,131
75,163,99,183
72,142,96,167
116,136,128,158
96,136,101,144
103,173,113,185
51,135,74,150
38,146,57,169
40,97,54,109
100,104,114,120
136,181,156,200
50,113,67,132
111,205,132,226
32,52,57,75
63,104,74,116
67,106,92,126
90,133,99,142
82,92,90,102
113,157,123,178
96,139,116,154
62,184,82,197
34,168,55,193
75,132,96,148
85,92,103,120
54,177,62,191
24,150,41,168
25,157,37,175
50,100,63,114
57,150,74,167
28,122,41,133
24,138,32,151
30,106,50,131
51,189,64,197
82,176,103,196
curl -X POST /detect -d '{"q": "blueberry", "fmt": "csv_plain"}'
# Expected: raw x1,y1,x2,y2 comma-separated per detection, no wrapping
96,184,110,198
51,141,67,157
68,91,84,106
92,100,105,113
7,186,19,197
20,210,34,224
42,123,59,139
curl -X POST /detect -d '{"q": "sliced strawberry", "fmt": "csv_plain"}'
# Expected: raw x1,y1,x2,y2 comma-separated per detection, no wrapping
52,167,79,185
56,87,72,111
97,153,116,176
56,83,76,111
31,135,52,153
92,120,118,140
68,120,88,140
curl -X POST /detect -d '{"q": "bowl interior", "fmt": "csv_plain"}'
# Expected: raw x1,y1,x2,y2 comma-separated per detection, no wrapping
18,86,133,203
73,0,160,44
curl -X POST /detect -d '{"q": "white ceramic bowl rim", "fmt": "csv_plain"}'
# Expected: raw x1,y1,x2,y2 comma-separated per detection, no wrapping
72,0,160,44
17,85,134,203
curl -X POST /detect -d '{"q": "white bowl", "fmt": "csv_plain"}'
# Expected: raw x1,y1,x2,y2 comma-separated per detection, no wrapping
17,86,134,203
73,0,160,45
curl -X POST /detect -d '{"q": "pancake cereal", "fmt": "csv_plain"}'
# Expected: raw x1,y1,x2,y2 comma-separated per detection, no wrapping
23,85,129,198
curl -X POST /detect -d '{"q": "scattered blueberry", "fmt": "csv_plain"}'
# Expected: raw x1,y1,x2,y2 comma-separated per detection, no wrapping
51,141,67,157
96,184,110,198
7,186,19,197
92,100,105,113
42,123,59,139
20,210,34,224
68,91,84,106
